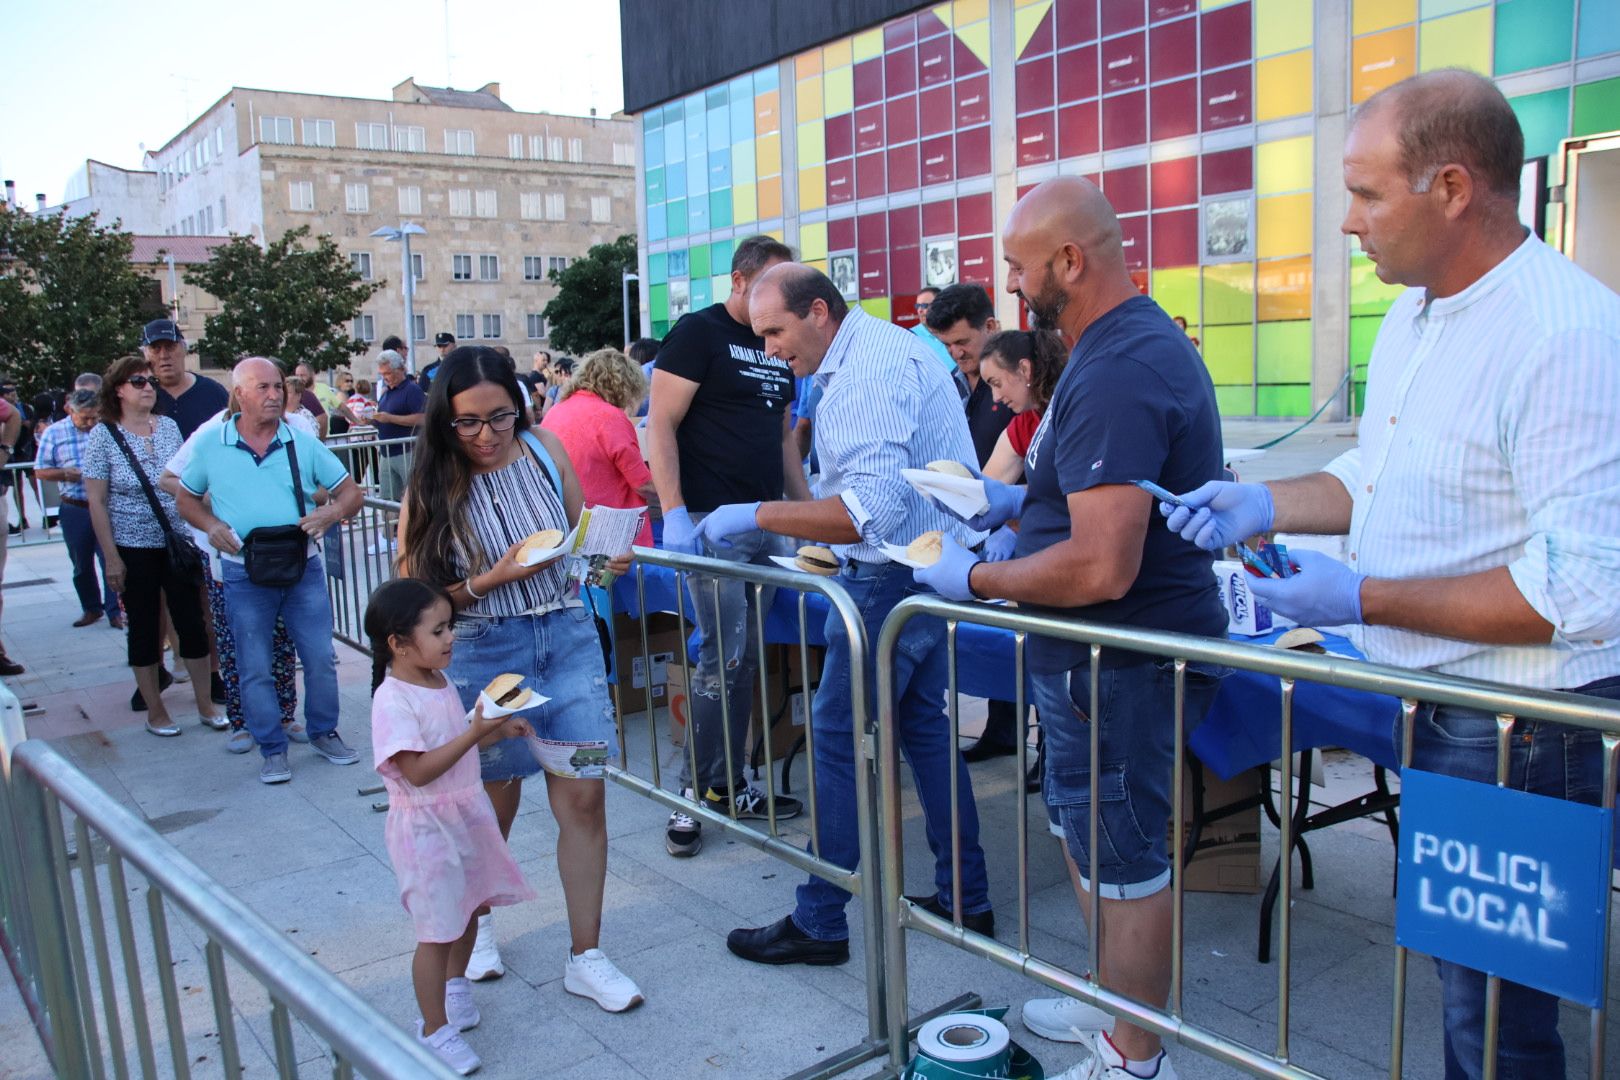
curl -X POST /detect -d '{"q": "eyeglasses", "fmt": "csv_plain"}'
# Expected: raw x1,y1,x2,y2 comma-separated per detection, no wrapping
450,410,519,438
124,376,156,389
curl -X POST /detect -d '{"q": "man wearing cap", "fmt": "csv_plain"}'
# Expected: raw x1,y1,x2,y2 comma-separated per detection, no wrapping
34,390,120,628
372,349,424,500
419,332,454,388
143,319,228,440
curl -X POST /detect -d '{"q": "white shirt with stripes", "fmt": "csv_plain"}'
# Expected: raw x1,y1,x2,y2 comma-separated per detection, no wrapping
1323,233,1620,690
812,307,986,564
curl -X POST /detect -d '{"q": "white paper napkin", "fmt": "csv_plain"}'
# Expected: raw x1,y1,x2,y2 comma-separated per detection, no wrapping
900,468,989,518
475,688,551,718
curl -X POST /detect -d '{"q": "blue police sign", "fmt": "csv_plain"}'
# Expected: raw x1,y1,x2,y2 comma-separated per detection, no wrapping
1395,768,1613,1006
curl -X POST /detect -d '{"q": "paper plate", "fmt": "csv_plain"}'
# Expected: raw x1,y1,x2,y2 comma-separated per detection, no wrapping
767,554,842,576
880,542,938,570
476,688,551,718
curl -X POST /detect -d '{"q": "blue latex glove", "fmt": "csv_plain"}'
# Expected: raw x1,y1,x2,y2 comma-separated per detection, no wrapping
694,501,762,550
1162,480,1275,552
661,506,701,556
933,473,1025,532
982,525,1018,562
913,533,984,602
1246,549,1365,628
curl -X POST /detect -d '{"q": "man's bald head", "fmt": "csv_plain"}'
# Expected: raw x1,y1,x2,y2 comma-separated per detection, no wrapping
1001,176,1138,337
749,263,848,378
1005,176,1125,269
233,356,281,388
1357,68,1523,204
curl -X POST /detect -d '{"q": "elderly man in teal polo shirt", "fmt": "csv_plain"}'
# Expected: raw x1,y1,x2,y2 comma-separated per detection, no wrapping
175,357,365,785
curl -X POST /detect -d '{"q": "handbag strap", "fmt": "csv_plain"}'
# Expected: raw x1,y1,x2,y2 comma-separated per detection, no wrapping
282,427,307,518
104,422,182,543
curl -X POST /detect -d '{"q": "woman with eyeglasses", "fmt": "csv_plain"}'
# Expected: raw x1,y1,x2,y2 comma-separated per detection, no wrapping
395,347,643,1012
83,355,224,736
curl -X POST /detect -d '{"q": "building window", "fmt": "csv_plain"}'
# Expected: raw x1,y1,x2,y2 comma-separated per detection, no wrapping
547,135,564,161
394,125,426,152
216,126,225,155
411,252,424,280
519,192,543,221
455,313,476,339
478,255,500,281
398,185,421,215
452,254,473,281
481,314,503,339
526,313,548,340
449,189,472,216
302,119,335,147
444,129,475,156
345,183,369,213
197,139,212,167
201,206,214,233
508,134,525,159
353,315,375,342
412,314,426,342
474,189,498,218
548,256,568,275
356,122,389,150
288,181,314,211
568,138,584,163
523,256,545,281
530,134,545,160
218,196,227,229
350,252,372,280
259,115,294,145
590,195,611,223
612,142,634,166
545,192,566,220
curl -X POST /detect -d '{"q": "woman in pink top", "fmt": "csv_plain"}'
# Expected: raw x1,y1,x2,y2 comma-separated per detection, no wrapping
541,348,656,546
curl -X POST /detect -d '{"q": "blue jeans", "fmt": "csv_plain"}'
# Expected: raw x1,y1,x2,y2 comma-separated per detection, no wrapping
58,502,117,617
219,556,341,758
1402,674,1618,1080
679,520,795,796
793,560,990,941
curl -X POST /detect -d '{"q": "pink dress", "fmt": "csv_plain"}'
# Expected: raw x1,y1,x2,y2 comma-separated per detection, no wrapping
371,676,535,943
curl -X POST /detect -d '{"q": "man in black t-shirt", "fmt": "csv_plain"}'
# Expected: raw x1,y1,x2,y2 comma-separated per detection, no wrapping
647,235,809,857
914,178,1225,1080
142,319,229,439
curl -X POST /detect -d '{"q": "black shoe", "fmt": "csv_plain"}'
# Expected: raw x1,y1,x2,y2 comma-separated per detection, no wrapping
0,654,23,677
726,916,848,966
904,894,995,937
210,671,227,705
6,524,18,536
961,738,1017,763
131,667,175,712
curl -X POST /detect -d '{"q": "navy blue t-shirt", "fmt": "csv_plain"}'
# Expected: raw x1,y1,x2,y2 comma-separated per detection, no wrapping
375,378,426,456
155,375,230,440
1015,295,1226,672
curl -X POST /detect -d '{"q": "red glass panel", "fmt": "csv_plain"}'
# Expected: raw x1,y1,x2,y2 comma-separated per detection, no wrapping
1200,1,1252,71
884,15,916,50
891,245,922,296
1017,55,1056,113
885,45,917,97
921,198,955,237
828,216,856,251
958,236,995,286
1017,111,1057,166
854,104,885,152
854,58,885,107
1101,89,1147,150
1150,0,1196,19
1020,4,1056,58
1056,0,1098,48
825,112,854,159
1102,32,1146,93
1149,16,1197,82
1201,146,1253,194
1201,65,1251,130
859,257,889,299
1150,208,1198,267
887,142,919,191
826,158,856,205
857,212,887,255
1058,43,1100,103
954,33,988,77
958,192,994,236
920,85,953,137
856,150,887,198
955,73,991,127
1103,164,1148,215
888,205,920,249
1102,0,1146,37
917,7,950,39
918,33,953,87
1058,99,1101,158
920,134,955,185
956,124,992,178
1151,155,1198,208
886,94,919,144
1150,77,1199,141
1120,214,1148,270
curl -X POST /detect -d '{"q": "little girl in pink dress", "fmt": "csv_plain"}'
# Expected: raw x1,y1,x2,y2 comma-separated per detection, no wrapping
366,578,535,1076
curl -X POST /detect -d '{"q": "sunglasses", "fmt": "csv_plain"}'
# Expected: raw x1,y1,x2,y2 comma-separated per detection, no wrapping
124,376,157,388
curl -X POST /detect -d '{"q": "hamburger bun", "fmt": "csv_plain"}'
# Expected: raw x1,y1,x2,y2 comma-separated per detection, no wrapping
926,459,974,479
483,673,528,707
518,528,566,562
906,530,945,566
794,545,840,576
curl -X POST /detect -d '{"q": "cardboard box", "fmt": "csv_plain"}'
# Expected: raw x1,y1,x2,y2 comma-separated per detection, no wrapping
1178,767,1263,894
665,663,690,746
1213,560,1294,637
611,612,682,716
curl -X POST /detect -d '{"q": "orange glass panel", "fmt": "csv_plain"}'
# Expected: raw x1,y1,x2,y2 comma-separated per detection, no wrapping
755,90,780,135
1352,26,1416,103
758,175,783,219
1257,256,1313,321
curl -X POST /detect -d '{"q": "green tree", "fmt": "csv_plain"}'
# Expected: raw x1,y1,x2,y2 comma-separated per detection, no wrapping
0,204,152,397
542,234,638,354
184,226,384,372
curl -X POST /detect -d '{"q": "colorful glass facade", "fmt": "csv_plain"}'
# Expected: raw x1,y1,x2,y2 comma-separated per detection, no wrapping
634,0,1620,417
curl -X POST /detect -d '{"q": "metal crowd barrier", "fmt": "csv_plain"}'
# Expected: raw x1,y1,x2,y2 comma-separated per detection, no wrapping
325,433,416,501
873,595,1620,1080
1,460,65,547
325,495,403,651
0,681,456,1079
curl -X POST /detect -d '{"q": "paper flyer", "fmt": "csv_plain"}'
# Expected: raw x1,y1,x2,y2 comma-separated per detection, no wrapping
525,735,611,780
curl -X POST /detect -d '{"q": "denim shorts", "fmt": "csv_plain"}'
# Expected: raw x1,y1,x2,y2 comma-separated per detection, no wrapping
446,603,620,783
1033,657,1227,899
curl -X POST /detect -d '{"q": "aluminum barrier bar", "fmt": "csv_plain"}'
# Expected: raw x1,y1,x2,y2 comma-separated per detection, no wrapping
874,594,1620,1079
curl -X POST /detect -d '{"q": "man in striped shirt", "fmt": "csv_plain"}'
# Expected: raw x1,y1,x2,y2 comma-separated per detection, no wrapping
1166,71,1620,1079
696,262,994,966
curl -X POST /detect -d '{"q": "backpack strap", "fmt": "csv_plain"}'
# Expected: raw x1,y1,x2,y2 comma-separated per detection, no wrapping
517,429,563,496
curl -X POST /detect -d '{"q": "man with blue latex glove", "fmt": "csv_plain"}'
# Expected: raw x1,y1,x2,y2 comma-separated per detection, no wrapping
982,525,1018,563
915,533,985,601
693,501,762,549
1245,550,1364,628
645,236,807,856
1161,480,1273,552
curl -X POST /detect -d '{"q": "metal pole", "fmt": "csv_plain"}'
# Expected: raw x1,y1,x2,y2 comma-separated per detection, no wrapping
621,272,636,348
402,232,417,373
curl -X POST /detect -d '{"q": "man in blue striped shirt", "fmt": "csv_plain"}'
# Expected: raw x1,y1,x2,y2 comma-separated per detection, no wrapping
1166,71,1620,1079
696,262,993,966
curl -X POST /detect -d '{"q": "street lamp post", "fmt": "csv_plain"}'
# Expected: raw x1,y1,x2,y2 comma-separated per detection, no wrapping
371,223,427,374
621,271,640,348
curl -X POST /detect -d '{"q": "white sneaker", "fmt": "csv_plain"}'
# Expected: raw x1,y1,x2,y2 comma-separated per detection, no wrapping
445,976,479,1030
1022,995,1115,1042
563,948,644,1012
415,1019,480,1075
465,914,503,980
1051,1031,1175,1080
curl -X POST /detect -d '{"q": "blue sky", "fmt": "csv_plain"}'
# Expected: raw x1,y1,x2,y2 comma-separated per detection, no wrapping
0,0,625,203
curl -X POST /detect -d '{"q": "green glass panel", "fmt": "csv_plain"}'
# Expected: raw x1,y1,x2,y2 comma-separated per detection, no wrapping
1258,385,1311,416
653,319,670,337
710,239,735,274
1494,0,1574,74
1349,314,1385,370
1573,77,1620,137
1578,0,1620,58
1508,87,1571,160
690,243,711,279
709,190,734,229
691,277,714,310
859,297,892,320
1202,324,1255,384
1215,385,1256,416
1150,267,1200,329
1420,0,1487,16
667,198,688,238
649,283,669,323
1257,320,1312,382
1349,253,1405,316
1202,264,1255,326
648,252,668,286
732,140,757,184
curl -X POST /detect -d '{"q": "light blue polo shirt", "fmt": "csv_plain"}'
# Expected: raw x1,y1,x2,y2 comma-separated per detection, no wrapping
179,417,353,537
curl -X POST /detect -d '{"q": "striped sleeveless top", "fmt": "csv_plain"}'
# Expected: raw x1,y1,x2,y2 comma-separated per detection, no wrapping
459,439,573,617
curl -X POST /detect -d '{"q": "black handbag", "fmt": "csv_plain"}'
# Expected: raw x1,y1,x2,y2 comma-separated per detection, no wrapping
105,423,205,586
239,436,310,588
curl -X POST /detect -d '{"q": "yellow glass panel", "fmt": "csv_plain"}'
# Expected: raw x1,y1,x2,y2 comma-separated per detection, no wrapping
797,120,825,166
1257,49,1315,121
859,297,893,321
1016,2,1054,57
1201,0,1243,8
1353,0,1416,35
954,0,989,24
806,259,828,276
800,221,829,261
1151,266,1201,326
957,20,992,66
1202,324,1254,384
799,166,827,211
1257,193,1312,259
822,37,852,69
733,183,758,224
795,50,822,80
765,229,785,242
1257,135,1313,195
931,3,954,29
1256,0,1312,56
824,65,855,117
1351,26,1416,103
1016,0,1045,6
758,176,783,220
1203,262,1255,325
1418,7,1491,74
756,132,782,176
797,75,823,123
1257,256,1313,321
755,90,780,136
853,28,883,62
